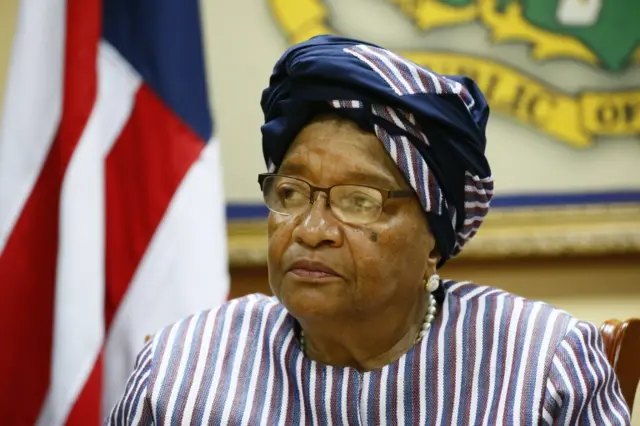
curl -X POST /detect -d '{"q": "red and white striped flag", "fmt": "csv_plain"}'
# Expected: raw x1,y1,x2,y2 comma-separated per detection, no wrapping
0,0,229,423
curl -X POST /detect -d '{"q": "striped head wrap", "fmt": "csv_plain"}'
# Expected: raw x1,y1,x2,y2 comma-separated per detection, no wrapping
260,35,494,265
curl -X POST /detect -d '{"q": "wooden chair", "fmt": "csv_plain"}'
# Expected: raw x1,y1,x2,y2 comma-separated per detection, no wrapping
600,318,640,415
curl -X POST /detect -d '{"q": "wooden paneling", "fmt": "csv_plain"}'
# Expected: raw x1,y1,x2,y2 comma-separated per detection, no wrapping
230,253,640,300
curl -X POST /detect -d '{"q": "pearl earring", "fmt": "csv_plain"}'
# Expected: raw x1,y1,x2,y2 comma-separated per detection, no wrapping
426,274,440,293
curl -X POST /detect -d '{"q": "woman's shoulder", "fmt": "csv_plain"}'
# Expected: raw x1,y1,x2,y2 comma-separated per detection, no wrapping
438,280,631,424
145,294,287,363
441,279,584,347
106,295,292,422
444,279,572,315
152,293,284,341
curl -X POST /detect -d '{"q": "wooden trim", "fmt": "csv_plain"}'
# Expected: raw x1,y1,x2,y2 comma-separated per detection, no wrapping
227,204,640,266
229,253,640,300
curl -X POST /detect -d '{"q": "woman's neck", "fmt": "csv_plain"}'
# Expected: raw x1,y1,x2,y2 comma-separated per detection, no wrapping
298,296,429,371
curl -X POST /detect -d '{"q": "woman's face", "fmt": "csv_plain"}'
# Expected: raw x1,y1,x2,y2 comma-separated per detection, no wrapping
267,115,439,321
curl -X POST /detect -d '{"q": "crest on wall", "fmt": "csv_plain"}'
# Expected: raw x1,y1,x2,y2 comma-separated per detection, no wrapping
268,0,640,148
226,0,640,265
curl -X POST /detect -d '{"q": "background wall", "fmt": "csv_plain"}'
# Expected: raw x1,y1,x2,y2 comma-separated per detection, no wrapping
0,0,17,116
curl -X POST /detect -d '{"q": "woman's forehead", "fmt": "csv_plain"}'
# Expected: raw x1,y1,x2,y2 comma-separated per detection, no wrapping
281,117,405,188
285,115,385,164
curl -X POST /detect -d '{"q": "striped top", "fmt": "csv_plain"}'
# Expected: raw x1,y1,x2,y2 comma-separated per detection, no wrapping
106,281,631,425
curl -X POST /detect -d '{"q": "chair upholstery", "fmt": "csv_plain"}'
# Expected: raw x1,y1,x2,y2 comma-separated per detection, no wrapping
601,318,640,415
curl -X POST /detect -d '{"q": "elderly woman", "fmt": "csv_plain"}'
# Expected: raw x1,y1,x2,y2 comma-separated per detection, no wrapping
107,35,630,425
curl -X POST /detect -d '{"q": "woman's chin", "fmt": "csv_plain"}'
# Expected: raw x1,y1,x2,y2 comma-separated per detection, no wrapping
279,279,346,319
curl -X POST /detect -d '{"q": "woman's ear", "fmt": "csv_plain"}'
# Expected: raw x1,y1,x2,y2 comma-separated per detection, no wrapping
425,246,441,277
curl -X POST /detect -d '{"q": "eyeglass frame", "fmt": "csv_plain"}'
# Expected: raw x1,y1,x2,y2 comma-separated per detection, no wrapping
257,172,415,222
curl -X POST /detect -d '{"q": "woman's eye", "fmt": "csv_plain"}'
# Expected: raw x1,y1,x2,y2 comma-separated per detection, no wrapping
277,185,307,205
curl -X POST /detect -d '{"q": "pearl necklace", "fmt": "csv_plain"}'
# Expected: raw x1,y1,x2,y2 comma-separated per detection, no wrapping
299,293,438,353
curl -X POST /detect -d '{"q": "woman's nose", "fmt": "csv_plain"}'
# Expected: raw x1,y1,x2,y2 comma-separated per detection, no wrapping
291,193,343,248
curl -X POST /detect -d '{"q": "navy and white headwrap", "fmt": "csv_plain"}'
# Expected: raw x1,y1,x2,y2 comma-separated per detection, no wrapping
260,35,494,265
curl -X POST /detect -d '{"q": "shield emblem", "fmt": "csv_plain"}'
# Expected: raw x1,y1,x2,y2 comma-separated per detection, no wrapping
269,0,640,147
511,0,640,71
392,0,640,71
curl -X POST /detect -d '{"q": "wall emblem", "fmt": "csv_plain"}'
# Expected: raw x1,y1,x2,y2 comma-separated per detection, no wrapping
269,0,640,147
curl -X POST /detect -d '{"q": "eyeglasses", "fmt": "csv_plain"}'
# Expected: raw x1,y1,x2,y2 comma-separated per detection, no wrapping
258,173,414,225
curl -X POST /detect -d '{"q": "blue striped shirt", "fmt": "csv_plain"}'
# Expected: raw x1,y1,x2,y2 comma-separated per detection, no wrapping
106,280,631,425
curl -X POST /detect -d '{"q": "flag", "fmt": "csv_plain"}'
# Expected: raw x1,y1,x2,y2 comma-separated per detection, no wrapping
0,0,229,423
